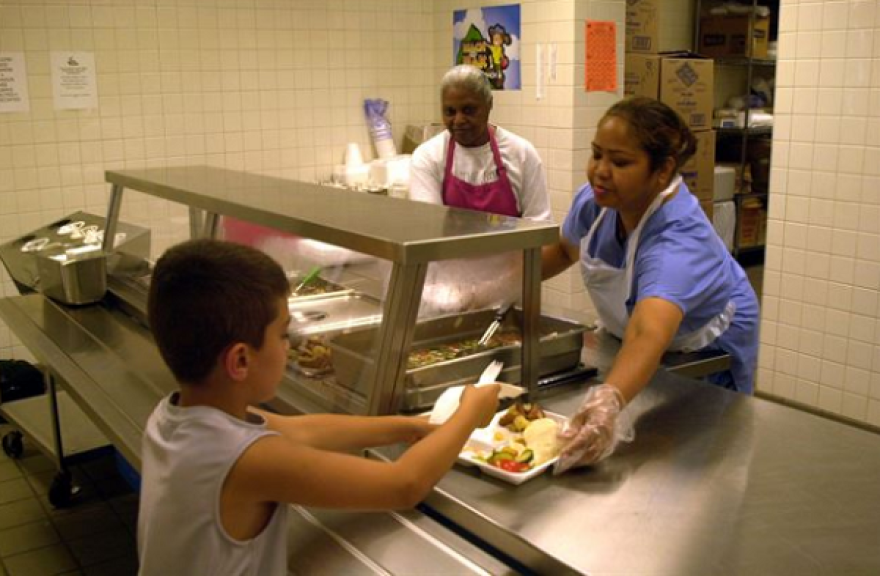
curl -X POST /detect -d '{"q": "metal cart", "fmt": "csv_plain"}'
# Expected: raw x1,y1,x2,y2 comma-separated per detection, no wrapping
0,371,111,507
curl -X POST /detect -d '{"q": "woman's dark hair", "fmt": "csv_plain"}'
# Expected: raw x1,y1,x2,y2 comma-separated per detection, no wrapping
600,96,697,172
148,239,289,385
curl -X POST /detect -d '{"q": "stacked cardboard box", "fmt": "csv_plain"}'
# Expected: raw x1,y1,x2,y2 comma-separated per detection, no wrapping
698,14,770,59
624,52,716,208
624,0,715,218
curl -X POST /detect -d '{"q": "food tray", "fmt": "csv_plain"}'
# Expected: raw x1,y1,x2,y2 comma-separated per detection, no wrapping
329,309,586,411
458,410,567,485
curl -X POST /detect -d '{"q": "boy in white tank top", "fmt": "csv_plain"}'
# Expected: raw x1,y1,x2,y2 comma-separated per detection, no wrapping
137,240,501,576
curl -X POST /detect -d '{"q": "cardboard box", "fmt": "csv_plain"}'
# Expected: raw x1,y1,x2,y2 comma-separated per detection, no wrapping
625,52,714,131
624,53,661,99
698,15,770,59
681,130,716,201
626,0,694,54
700,200,714,222
659,55,714,131
737,197,767,248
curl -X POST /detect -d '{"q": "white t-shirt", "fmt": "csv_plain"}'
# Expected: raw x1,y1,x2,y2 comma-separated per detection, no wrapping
138,394,288,576
409,127,552,222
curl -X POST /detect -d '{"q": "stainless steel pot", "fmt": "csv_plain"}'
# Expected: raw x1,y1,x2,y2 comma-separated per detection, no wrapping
36,245,107,305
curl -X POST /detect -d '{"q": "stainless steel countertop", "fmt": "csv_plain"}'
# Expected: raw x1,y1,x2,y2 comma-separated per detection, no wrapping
393,374,880,575
0,294,508,575
106,166,558,264
5,293,879,575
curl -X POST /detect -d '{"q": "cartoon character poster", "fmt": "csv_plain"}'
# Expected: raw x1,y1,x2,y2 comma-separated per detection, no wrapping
453,5,521,91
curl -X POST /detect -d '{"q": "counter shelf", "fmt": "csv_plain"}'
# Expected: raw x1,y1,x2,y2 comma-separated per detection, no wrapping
0,293,511,574
103,166,560,416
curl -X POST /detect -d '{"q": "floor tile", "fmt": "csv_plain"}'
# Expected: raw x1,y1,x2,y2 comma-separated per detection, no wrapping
0,480,32,506
78,458,118,483
82,554,138,576
93,475,131,501
16,454,56,477
0,463,21,483
27,469,94,500
51,503,123,541
67,528,136,568
0,499,44,532
0,520,60,558
3,543,77,576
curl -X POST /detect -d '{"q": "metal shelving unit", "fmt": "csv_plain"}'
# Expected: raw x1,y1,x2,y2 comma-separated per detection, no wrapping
695,0,778,265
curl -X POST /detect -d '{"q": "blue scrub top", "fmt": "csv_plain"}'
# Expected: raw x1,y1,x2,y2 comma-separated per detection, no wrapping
562,183,760,393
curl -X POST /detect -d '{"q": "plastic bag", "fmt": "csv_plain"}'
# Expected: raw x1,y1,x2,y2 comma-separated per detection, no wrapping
0,360,45,403
364,99,397,159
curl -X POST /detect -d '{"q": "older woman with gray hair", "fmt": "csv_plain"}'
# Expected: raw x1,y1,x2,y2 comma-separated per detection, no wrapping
409,65,550,221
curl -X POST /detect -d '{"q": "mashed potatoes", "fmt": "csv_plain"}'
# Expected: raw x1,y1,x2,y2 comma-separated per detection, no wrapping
523,418,561,465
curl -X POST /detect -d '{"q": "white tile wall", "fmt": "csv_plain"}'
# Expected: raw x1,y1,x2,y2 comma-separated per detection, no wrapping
430,0,628,327
0,0,438,360
760,0,880,427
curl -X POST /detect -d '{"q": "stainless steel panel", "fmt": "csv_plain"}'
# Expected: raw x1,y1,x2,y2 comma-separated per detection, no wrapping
372,373,880,575
330,310,586,411
0,293,514,575
105,167,558,264
36,248,107,305
0,211,150,294
288,294,382,338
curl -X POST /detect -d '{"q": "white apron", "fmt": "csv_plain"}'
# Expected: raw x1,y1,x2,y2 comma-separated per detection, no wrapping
580,177,735,352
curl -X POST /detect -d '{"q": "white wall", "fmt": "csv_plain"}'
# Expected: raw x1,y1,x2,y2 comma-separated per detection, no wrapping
758,0,880,426
0,0,438,360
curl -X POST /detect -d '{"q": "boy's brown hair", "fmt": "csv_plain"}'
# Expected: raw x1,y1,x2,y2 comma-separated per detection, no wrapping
148,239,289,384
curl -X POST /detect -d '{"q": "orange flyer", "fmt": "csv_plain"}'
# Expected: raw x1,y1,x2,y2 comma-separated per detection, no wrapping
585,21,617,92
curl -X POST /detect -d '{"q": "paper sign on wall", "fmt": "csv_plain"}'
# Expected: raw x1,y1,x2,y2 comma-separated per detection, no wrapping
585,21,617,92
0,53,30,113
51,52,98,110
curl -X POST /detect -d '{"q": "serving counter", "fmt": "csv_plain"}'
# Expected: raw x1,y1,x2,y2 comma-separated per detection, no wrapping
3,292,880,575
2,166,879,574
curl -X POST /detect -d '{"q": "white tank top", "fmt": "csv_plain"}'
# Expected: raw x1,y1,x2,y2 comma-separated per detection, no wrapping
137,394,288,576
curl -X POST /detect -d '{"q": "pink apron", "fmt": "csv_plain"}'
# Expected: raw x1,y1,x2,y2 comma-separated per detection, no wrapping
442,127,519,217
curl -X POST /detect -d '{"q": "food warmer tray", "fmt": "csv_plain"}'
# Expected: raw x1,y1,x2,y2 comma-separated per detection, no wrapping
288,293,382,338
286,274,355,303
329,309,587,411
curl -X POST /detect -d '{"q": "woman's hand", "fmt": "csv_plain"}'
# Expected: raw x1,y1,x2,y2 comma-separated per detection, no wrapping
553,383,634,474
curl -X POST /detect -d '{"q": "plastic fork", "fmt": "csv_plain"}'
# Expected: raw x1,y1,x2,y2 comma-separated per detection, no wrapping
476,359,504,386
477,302,513,347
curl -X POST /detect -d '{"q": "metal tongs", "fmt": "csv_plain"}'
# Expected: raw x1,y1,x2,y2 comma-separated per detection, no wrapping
478,302,514,346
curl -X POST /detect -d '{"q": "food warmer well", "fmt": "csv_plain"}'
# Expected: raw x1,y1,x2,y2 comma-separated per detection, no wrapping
93,166,585,417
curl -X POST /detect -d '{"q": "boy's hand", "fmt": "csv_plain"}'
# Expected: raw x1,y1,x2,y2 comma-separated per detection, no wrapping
458,383,501,428
402,418,438,445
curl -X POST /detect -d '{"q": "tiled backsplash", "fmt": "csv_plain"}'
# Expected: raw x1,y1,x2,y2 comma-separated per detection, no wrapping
1,0,622,358
758,0,880,427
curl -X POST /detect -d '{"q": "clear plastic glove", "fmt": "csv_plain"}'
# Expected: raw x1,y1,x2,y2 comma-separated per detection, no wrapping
553,384,635,474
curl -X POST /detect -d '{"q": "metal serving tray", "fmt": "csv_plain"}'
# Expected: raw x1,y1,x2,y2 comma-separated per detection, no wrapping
288,293,382,339
329,310,587,411
287,274,355,303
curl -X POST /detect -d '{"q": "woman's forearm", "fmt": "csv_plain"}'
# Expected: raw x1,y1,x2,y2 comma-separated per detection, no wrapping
542,241,577,279
604,298,682,403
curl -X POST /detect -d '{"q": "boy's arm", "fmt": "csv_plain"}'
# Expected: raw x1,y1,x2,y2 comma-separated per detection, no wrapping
249,408,435,451
233,385,499,511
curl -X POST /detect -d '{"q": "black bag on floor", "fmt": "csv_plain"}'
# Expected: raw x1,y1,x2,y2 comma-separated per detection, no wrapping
0,360,45,403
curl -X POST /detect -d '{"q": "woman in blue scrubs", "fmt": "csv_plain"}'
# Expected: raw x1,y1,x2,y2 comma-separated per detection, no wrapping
543,97,759,473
